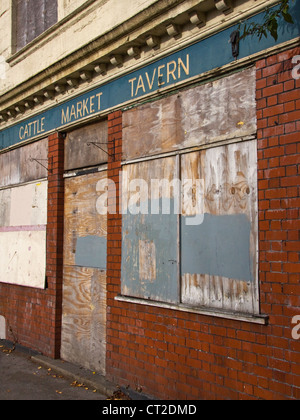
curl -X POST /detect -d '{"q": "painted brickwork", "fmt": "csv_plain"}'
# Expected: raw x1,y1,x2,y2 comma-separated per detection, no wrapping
105,47,300,400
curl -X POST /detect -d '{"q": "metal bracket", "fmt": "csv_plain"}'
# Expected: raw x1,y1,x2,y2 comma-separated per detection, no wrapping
30,157,52,173
87,141,115,161
230,30,240,59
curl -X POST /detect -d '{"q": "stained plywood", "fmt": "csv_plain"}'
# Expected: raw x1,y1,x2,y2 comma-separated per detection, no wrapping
62,171,107,374
0,180,48,289
121,157,179,304
64,120,108,171
0,138,48,188
61,266,106,374
0,229,46,289
181,140,259,314
9,181,48,227
123,68,256,161
64,171,107,266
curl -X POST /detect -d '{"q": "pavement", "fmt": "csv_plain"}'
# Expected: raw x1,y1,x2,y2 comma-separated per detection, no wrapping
0,340,118,400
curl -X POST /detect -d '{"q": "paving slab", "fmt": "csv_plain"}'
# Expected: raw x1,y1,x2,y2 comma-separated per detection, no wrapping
0,341,114,400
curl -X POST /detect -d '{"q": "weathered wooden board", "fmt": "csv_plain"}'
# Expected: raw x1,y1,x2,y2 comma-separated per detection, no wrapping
0,315,5,340
121,157,180,304
62,171,107,374
0,138,48,188
61,266,106,375
63,171,107,266
64,120,108,171
181,140,259,314
0,180,48,289
0,229,46,289
123,68,256,161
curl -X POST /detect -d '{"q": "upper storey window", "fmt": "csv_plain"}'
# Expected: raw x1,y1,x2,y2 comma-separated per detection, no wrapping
14,0,58,52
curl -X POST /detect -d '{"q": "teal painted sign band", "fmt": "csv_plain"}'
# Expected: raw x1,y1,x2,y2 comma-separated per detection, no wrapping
0,2,299,150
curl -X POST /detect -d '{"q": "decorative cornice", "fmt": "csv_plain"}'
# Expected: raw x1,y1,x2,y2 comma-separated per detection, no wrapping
0,0,281,128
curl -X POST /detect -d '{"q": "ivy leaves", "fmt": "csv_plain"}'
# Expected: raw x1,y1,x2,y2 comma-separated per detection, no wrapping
239,0,294,42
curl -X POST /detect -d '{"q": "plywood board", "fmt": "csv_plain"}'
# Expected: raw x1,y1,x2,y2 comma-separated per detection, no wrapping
61,266,106,375
64,120,108,171
180,140,259,314
121,157,179,304
0,138,48,188
0,180,48,289
0,189,11,227
0,229,46,289
62,170,107,374
9,181,48,227
123,68,256,161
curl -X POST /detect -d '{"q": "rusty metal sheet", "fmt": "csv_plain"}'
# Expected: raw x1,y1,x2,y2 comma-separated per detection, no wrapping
62,171,107,374
123,68,256,161
121,157,180,304
181,140,259,314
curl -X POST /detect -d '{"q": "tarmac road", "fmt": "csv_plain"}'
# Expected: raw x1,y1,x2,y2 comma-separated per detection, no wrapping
0,342,108,401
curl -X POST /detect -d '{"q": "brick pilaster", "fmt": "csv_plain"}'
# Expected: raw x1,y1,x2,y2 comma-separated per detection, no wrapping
46,132,65,359
106,110,123,378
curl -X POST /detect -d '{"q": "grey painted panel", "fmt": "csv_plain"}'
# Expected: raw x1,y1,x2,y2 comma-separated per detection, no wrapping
181,213,253,283
75,236,107,270
122,211,178,304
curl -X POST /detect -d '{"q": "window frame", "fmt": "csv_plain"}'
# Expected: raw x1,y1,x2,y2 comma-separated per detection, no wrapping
11,0,58,54
120,139,264,323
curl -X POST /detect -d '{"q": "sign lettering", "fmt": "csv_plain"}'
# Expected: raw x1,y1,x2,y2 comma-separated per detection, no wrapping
129,55,190,97
61,92,103,125
0,2,298,151
19,117,45,141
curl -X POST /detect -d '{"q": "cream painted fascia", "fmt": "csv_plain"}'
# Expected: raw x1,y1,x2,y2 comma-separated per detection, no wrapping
57,0,96,20
0,0,283,121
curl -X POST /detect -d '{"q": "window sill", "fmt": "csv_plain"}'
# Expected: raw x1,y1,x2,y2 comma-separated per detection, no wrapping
115,295,269,325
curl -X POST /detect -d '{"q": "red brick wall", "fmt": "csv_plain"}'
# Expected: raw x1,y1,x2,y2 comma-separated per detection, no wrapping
106,47,300,400
0,46,298,399
0,132,64,358
45,132,65,358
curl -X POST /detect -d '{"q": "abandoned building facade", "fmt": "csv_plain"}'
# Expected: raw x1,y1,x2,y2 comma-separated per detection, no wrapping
0,0,299,399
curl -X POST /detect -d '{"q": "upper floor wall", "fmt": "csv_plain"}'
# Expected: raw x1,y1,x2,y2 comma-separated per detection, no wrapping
0,0,158,94
0,0,299,142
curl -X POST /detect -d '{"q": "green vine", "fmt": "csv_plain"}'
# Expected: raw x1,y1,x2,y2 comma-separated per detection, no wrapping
239,0,294,41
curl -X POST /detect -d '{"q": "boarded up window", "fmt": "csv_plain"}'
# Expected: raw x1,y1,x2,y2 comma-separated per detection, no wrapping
62,171,107,375
0,181,48,289
121,141,259,315
15,0,58,51
121,157,180,304
121,68,259,315
180,142,259,314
